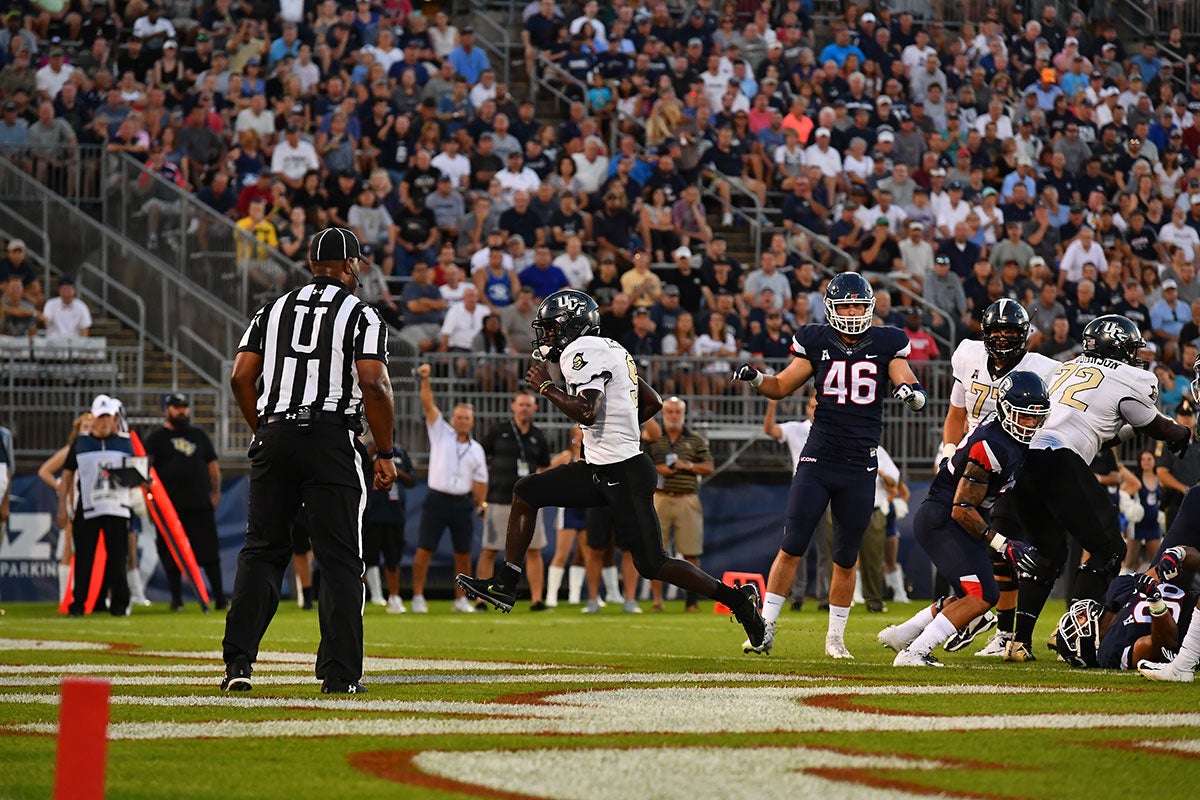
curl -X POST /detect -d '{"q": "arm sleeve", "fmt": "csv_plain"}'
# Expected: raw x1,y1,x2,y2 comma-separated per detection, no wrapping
471,448,489,483
237,305,268,355
202,431,217,463
353,305,389,362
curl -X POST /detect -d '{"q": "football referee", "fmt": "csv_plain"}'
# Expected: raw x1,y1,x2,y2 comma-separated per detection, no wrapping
222,227,396,695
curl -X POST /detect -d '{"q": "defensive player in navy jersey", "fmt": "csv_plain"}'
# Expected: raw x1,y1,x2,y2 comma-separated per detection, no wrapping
1052,546,1199,674
732,272,925,658
878,372,1050,666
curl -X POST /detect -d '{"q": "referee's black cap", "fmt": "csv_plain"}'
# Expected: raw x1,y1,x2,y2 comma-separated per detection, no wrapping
309,227,361,262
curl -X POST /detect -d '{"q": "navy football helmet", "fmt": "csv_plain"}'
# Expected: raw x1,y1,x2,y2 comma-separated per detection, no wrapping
531,289,600,361
995,370,1051,444
981,299,1030,362
824,272,875,336
1082,315,1147,367
1053,599,1104,668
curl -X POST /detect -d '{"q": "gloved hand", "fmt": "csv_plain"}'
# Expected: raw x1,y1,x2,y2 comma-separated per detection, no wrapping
1134,572,1161,601
1015,543,1042,578
1002,539,1033,572
893,382,926,411
731,363,764,387
1156,546,1186,583
1167,436,1189,459
937,442,956,471
892,497,909,519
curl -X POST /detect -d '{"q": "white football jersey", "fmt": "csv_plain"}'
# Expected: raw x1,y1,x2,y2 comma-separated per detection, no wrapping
1030,356,1160,464
559,335,643,465
949,339,1061,435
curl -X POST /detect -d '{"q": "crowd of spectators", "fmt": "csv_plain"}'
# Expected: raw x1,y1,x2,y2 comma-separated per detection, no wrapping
3,1,1200,402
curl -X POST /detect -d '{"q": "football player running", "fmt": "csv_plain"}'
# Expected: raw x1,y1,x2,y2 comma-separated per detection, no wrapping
732,272,925,658
940,299,1060,657
1053,546,1198,676
1005,316,1192,662
880,371,1050,666
456,290,768,651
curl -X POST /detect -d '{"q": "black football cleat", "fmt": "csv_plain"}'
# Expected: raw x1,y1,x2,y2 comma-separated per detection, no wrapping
456,574,515,613
321,678,368,694
220,657,252,692
731,583,766,649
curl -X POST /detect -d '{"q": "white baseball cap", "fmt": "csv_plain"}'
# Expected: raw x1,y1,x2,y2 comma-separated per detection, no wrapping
91,394,121,417
673,246,693,260
815,126,830,137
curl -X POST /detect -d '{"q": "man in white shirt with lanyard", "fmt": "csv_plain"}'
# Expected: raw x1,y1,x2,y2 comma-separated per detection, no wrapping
412,364,489,613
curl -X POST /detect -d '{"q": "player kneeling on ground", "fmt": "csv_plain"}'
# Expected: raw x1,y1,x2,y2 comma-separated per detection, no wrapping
1053,546,1198,680
879,371,1050,666
455,289,767,650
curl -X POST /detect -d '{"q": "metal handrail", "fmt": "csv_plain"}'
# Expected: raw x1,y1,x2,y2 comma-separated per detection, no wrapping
0,157,247,360
77,262,146,387
697,175,765,268
109,152,311,307
0,222,147,387
171,325,228,389
466,0,513,85
532,52,587,110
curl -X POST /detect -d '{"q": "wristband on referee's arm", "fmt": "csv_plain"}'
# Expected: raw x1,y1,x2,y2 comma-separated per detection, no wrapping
376,448,395,460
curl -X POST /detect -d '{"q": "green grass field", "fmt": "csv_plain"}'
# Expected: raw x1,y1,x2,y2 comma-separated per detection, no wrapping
1,599,1198,800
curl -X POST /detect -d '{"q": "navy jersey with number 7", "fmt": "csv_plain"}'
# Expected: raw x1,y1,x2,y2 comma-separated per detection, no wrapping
790,323,912,465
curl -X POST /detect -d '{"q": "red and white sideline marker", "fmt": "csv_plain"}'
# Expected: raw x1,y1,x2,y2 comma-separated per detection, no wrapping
54,678,110,800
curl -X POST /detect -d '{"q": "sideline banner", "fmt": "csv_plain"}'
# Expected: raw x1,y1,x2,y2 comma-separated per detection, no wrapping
3,475,931,602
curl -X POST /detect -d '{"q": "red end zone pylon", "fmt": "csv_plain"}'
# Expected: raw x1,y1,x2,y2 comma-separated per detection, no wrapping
54,677,110,800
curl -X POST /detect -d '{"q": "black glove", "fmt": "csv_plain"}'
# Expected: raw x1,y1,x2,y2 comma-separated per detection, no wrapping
731,363,762,386
1156,546,1186,583
1134,572,1161,601
1167,435,1190,459
1015,544,1042,579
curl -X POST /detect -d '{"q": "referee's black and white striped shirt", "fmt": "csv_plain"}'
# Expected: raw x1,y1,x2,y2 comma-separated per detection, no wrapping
237,278,388,416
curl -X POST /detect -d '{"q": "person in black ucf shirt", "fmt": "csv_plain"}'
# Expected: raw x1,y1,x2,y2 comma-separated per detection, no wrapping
143,392,226,610
223,227,396,695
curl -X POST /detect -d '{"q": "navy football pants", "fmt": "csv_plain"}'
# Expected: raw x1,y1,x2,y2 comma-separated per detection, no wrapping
782,459,876,568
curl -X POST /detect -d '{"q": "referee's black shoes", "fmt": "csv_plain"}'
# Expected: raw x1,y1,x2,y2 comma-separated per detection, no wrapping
455,574,516,613
321,678,368,694
732,584,767,650
220,656,252,692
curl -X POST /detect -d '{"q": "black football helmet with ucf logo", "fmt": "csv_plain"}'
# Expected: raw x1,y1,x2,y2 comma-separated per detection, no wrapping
531,289,601,361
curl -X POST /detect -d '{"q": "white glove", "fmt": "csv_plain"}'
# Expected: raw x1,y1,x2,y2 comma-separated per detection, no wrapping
532,345,553,361
893,382,926,411
1118,491,1145,524
892,497,909,519
1116,424,1135,443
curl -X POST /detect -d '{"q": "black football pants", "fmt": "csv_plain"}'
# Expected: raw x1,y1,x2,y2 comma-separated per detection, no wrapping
222,422,368,683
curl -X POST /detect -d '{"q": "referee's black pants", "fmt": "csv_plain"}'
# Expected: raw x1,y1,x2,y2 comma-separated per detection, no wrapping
222,422,369,683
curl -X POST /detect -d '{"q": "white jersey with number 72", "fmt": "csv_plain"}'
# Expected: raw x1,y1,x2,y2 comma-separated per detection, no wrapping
1029,355,1160,464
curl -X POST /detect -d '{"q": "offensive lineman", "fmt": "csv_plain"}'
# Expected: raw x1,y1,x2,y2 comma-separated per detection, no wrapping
939,299,1061,656
456,289,767,650
1005,315,1191,662
880,371,1050,666
732,273,926,658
